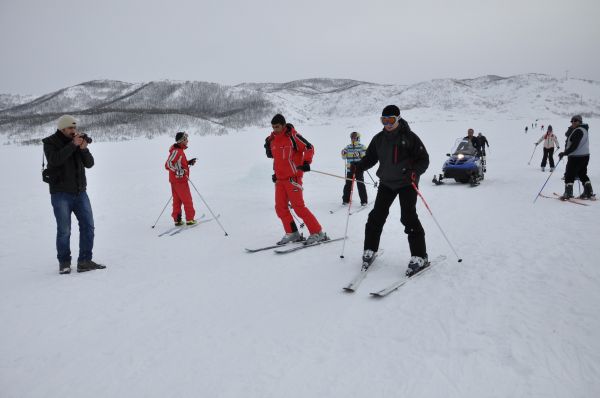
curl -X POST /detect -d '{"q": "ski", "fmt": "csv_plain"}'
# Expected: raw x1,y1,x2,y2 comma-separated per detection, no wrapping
553,192,593,205
349,203,372,215
158,214,206,236
342,250,384,293
537,193,589,206
273,237,346,254
169,214,217,236
329,204,348,214
245,237,306,253
370,255,447,298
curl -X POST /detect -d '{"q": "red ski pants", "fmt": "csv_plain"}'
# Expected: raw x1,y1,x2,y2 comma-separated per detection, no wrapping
171,182,196,221
275,178,321,234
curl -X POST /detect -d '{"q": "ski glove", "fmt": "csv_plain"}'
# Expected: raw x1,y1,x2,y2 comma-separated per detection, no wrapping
558,152,565,160
175,169,186,178
297,162,311,172
272,174,277,183
188,158,197,166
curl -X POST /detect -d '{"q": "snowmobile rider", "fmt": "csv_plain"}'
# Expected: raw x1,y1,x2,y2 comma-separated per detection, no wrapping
350,105,430,276
464,128,482,156
165,132,197,226
535,125,559,172
341,132,368,206
42,115,106,274
559,115,595,200
265,114,328,245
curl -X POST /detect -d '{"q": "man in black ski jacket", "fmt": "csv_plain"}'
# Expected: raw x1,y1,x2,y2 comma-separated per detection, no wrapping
42,115,106,274
351,105,430,276
558,115,595,200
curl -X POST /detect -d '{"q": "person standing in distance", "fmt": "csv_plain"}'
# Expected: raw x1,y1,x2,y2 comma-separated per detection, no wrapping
559,115,595,200
535,125,559,172
42,115,105,274
351,105,430,276
341,132,368,206
265,114,327,245
165,132,197,226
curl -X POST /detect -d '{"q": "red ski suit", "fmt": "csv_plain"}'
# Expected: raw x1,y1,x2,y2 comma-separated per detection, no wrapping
165,144,196,221
266,125,322,234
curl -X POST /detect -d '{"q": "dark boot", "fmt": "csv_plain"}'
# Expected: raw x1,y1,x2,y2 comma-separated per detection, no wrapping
579,182,596,199
77,260,107,273
559,183,574,200
59,262,71,275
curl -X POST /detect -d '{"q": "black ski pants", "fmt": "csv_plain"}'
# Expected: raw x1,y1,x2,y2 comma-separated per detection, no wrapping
364,183,426,257
541,147,555,168
342,170,368,204
564,155,590,185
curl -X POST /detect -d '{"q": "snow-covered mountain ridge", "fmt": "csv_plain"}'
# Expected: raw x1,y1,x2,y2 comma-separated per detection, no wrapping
1,73,598,144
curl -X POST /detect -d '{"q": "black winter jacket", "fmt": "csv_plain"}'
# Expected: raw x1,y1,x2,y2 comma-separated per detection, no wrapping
42,130,94,194
356,119,429,190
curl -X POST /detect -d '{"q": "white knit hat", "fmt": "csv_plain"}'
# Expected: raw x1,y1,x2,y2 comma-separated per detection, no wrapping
57,115,77,130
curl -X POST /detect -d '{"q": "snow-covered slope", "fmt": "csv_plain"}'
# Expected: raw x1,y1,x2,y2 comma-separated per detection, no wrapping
1,113,599,397
1,74,599,144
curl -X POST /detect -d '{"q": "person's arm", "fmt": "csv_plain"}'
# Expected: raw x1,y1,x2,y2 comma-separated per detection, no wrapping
79,147,94,168
355,137,379,171
411,134,430,176
562,129,583,156
296,134,314,164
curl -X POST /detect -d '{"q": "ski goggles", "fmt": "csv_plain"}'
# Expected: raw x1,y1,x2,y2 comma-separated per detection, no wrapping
380,116,399,125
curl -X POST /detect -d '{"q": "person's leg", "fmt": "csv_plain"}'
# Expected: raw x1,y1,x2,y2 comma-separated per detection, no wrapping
342,171,352,203
364,184,396,252
286,179,322,234
275,180,295,233
548,148,555,169
50,192,74,264
73,192,95,262
398,186,426,258
171,184,183,221
178,182,196,221
541,148,548,168
356,171,368,204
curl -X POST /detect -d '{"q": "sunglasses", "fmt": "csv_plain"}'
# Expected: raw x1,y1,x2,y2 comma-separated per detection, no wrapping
571,119,580,123
381,116,399,125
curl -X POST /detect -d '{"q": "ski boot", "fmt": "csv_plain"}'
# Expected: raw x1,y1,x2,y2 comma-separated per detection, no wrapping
362,250,376,270
186,219,197,225
59,262,71,275
579,181,596,200
406,256,429,277
277,231,304,245
559,183,574,200
77,260,107,273
541,167,545,172
304,231,329,245
174,214,184,226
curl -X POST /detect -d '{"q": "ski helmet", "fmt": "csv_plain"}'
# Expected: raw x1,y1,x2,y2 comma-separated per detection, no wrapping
350,132,360,141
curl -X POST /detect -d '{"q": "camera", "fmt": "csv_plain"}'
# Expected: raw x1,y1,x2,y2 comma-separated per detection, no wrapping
78,133,93,144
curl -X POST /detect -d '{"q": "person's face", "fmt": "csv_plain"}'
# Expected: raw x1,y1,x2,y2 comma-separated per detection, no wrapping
467,129,474,136
381,116,399,131
61,126,77,139
272,124,285,133
571,119,580,128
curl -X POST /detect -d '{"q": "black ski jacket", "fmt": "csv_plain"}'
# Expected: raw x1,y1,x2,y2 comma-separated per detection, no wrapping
42,130,94,194
356,119,429,190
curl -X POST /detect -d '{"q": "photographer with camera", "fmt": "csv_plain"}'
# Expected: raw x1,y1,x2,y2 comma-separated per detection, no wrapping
42,115,105,274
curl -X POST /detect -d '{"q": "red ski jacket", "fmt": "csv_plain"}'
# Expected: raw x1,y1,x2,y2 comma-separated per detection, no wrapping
165,144,190,184
265,124,314,180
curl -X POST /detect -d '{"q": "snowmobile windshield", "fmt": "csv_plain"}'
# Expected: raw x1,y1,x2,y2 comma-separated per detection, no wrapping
452,139,478,156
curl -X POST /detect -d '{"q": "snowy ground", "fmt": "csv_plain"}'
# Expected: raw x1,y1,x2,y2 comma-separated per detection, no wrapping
1,115,599,397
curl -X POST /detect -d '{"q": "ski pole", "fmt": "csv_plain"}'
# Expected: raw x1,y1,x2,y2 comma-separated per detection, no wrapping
340,173,356,259
533,157,562,203
366,170,378,188
527,144,538,165
151,195,172,229
311,169,376,186
411,181,463,263
187,177,229,236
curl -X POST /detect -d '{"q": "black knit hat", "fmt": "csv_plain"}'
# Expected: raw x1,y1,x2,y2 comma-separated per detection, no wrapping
547,125,553,131
271,114,286,125
381,105,400,117
571,115,582,123
175,131,188,143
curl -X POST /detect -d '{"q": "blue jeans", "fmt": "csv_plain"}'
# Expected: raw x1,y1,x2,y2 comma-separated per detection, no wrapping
50,192,95,263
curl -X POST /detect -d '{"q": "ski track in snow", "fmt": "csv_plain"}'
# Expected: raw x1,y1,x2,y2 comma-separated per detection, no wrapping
1,116,599,398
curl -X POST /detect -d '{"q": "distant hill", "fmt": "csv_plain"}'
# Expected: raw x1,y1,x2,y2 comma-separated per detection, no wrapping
1,74,598,144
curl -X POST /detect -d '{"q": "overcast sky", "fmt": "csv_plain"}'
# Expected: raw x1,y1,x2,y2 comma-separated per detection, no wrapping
1,0,599,95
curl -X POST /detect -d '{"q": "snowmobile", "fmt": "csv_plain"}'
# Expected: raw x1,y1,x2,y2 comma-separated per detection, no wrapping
432,138,485,187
